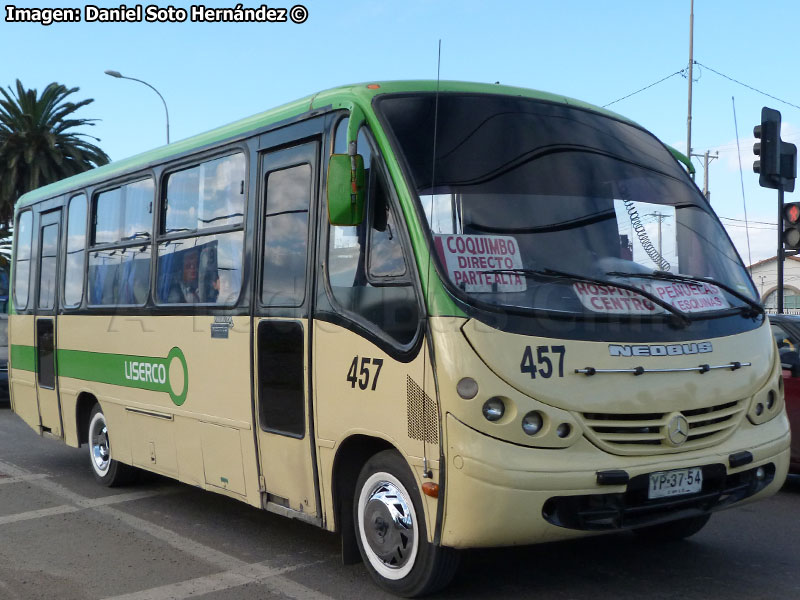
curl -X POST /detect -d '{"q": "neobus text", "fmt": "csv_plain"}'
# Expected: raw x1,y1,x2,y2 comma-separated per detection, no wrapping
608,342,713,357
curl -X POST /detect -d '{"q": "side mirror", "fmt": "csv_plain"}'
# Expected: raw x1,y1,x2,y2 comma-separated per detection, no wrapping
327,153,365,226
779,348,800,378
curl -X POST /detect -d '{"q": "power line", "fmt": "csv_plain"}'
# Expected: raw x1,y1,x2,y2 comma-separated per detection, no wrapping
603,68,687,108
719,216,777,226
721,223,776,230
696,61,800,111
731,96,753,269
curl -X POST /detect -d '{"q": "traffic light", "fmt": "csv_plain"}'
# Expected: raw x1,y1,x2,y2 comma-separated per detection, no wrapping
754,107,797,192
783,202,800,249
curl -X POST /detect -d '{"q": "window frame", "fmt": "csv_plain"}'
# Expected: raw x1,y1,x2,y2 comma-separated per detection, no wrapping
320,116,425,355
91,177,154,247
88,176,155,308
12,209,34,312
364,165,411,286
260,161,314,309
63,193,88,308
37,221,60,311
155,149,249,307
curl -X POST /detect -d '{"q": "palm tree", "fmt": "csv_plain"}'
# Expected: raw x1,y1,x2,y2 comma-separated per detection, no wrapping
0,79,110,229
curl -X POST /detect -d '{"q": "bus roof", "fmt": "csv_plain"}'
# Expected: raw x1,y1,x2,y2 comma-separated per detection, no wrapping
15,80,688,209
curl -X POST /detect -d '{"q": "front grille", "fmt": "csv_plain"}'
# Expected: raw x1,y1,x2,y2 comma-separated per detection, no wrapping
581,400,746,455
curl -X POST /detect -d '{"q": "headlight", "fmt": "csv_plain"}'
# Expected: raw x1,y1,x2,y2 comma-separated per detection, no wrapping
482,397,505,422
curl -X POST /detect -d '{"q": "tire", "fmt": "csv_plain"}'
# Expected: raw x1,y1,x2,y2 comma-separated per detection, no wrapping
633,513,711,542
354,450,459,597
88,404,137,487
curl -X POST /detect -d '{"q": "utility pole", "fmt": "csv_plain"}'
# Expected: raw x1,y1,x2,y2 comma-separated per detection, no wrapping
646,212,671,258
691,150,719,201
686,0,694,165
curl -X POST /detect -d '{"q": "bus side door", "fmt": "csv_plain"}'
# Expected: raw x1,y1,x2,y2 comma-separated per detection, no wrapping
34,209,64,437
253,139,320,519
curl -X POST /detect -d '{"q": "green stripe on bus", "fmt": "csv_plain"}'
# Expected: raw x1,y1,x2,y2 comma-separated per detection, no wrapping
10,344,37,372
9,345,189,406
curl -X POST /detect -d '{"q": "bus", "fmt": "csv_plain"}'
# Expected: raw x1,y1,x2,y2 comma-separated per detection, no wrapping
9,81,790,597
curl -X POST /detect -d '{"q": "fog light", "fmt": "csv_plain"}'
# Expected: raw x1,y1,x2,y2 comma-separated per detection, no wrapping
756,466,766,481
457,377,479,400
766,391,776,410
522,411,543,436
556,423,571,438
482,398,505,422
755,403,764,416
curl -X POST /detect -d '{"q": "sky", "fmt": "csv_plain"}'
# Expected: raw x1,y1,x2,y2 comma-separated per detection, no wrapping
2,0,799,266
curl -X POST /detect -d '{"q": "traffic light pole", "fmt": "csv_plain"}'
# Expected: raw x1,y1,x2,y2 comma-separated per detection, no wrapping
753,106,797,314
779,188,785,313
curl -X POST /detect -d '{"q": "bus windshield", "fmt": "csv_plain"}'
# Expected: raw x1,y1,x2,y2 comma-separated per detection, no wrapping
377,93,757,319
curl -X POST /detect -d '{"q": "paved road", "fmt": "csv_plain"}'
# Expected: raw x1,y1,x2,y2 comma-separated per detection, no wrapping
0,405,798,600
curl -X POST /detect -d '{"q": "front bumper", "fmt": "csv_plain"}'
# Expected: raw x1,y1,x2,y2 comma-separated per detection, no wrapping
441,412,790,548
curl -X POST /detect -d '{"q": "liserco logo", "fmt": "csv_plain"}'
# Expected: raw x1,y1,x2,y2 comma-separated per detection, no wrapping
57,346,189,406
120,347,189,406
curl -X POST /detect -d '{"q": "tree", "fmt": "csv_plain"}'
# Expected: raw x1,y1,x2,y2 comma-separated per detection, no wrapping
0,79,110,229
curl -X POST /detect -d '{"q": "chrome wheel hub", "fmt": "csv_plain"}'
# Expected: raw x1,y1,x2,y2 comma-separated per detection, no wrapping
363,481,415,570
91,420,110,474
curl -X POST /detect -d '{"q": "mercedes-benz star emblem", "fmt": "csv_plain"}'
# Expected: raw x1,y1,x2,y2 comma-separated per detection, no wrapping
666,414,690,447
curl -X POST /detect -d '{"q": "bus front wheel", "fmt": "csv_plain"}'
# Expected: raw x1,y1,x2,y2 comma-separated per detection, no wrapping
88,404,136,487
353,450,459,597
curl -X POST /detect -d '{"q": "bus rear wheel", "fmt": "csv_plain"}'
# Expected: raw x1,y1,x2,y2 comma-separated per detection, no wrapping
354,450,459,597
88,404,137,487
633,513,711,542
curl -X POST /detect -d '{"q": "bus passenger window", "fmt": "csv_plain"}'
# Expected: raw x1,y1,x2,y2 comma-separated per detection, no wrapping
13,211,33,310
163,153,245,233
89,179,153,306
327,121,419,346
156,232,243,305
0,256,9,314
38,224,59,310
261,164,311,307
155,153,246,306
64,194,87,307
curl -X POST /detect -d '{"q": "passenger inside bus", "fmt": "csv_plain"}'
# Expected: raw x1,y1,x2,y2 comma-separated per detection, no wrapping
159,244,220,304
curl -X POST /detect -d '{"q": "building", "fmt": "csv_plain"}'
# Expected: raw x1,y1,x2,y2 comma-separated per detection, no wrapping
748,255,800,313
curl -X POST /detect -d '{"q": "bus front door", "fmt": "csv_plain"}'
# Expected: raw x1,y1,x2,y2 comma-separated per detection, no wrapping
34,209,63,437
253,140,320,520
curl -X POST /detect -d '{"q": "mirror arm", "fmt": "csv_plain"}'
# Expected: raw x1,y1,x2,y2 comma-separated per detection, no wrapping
345,104,366,211
349,140,360,209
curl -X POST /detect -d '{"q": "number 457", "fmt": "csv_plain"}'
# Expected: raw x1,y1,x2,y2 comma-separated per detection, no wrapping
520,345,566,379
347,356,384,391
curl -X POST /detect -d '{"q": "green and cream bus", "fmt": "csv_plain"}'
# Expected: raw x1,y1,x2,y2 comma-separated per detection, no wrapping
9,81,790,596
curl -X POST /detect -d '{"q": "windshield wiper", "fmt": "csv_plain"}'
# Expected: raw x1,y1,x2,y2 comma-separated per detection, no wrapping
480,267,692,327
605,270,764,318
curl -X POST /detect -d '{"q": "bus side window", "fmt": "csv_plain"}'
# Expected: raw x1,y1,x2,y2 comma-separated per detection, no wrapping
13,210,33,310
0,258,8,314
327,120,419,346
156,153,245,306
64,194,87,307
88,179,153,306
